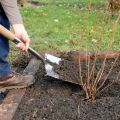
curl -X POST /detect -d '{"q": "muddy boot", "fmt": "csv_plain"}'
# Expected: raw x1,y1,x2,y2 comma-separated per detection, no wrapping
0,72,35,92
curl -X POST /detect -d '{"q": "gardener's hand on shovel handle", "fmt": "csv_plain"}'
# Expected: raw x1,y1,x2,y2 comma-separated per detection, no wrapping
0,24,30,52
13,24,30,52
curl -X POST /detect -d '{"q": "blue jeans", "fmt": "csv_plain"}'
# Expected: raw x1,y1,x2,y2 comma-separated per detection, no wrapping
0,12,12,78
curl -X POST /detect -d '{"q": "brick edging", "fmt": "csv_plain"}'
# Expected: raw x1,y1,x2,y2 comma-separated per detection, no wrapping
0,89,26,120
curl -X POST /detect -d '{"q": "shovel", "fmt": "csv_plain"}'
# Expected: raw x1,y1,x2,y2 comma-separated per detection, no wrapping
0,25,81,85
0,25,119,85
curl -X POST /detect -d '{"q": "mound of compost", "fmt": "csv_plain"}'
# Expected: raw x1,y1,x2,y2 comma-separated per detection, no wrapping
13,52,120,120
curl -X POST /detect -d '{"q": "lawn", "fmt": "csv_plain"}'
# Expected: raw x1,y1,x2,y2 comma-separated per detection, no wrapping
10,0,120,60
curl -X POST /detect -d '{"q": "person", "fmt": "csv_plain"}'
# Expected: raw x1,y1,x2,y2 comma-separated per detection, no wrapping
0,0,35,92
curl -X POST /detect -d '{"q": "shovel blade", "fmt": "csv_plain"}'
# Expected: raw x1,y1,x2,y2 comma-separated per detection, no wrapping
44,53,80,85
45,63,80,85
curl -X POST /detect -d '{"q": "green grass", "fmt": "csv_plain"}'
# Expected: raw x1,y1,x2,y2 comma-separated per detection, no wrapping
11,0,120,55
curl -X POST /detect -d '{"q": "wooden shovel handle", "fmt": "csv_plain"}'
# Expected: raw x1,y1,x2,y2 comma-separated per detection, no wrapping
0,25,45,63
0,25,15,40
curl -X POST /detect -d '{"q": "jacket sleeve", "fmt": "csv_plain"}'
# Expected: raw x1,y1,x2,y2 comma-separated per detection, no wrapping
0,0,23,24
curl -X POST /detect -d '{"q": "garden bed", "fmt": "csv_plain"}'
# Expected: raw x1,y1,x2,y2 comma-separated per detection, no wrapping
13,51,120,120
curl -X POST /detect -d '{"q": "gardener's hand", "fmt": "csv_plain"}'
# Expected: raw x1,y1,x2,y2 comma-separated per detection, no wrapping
13,24,30,52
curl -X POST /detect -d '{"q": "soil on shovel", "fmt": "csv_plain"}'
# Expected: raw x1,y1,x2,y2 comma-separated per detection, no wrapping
13,52,120,120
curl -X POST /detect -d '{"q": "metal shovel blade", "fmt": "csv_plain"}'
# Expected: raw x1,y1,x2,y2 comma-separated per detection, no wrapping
44,53,80,85
44,53,61,79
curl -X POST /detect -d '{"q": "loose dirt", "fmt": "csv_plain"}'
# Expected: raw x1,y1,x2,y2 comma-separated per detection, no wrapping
53,51,120,85
13,52,120,120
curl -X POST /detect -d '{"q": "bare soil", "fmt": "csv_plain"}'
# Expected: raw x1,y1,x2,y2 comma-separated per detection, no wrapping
13,52,120,120
54,57,120,85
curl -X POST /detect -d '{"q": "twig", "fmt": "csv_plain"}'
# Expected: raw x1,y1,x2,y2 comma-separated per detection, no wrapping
97,70,120,96
97,56,119,91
